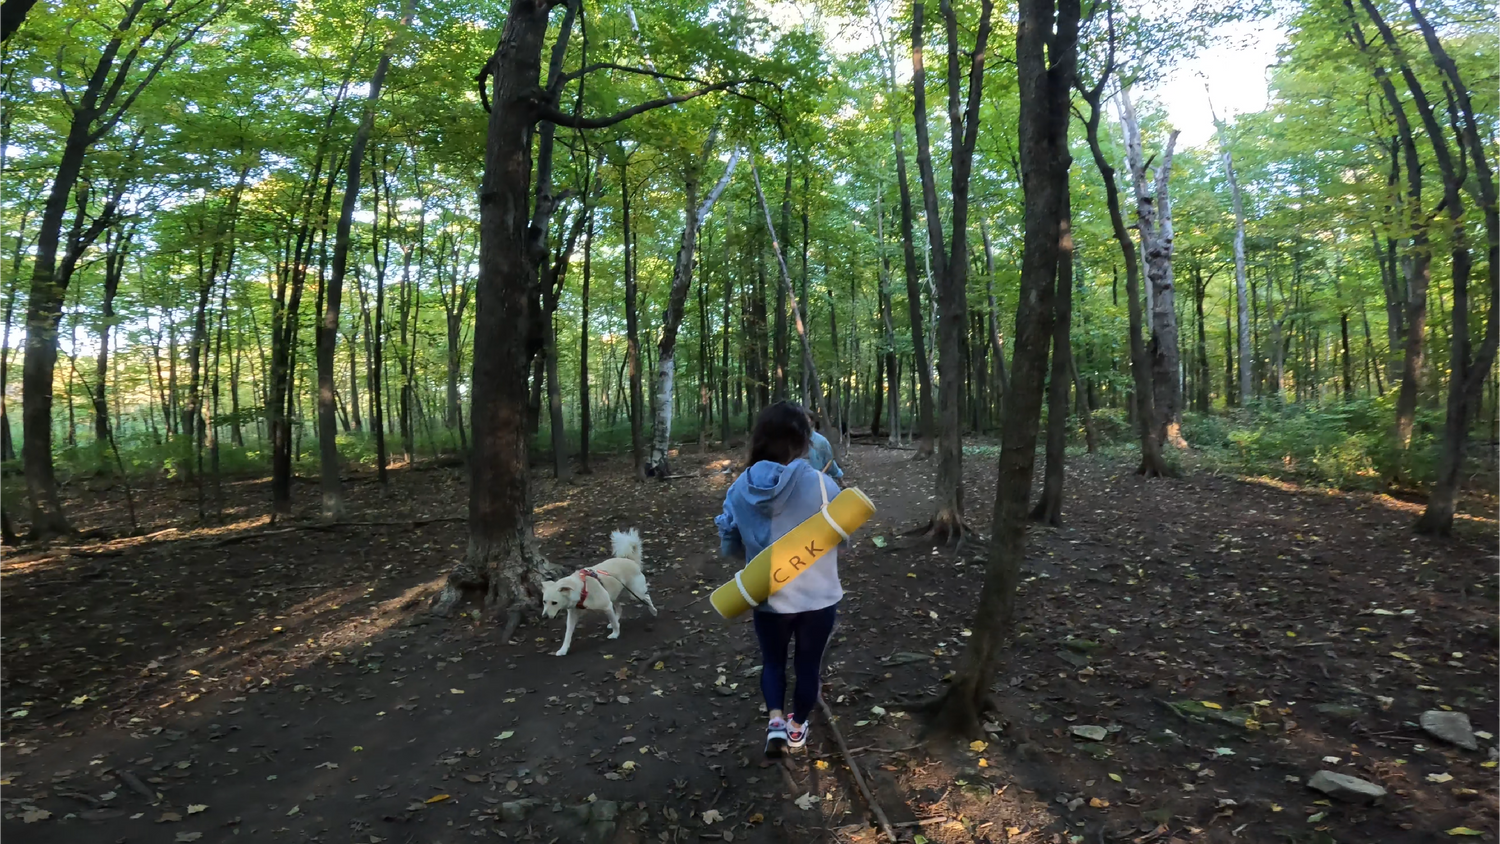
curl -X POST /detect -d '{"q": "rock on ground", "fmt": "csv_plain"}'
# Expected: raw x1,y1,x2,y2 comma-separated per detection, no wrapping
1307,770,1387,802
1420,710,1478,751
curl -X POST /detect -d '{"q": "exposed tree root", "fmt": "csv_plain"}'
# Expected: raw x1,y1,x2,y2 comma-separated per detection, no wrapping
817,696,895,843
1027,498,1062,526
889,683,1001,744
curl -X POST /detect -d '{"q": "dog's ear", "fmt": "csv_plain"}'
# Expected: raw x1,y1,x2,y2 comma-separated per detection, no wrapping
555,582,573,595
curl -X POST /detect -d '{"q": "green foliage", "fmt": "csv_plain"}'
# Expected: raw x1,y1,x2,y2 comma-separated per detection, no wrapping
1184,400,1448,491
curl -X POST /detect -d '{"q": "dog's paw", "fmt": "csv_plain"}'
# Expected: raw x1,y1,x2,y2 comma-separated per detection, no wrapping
607,631,620,639
554,648,569,656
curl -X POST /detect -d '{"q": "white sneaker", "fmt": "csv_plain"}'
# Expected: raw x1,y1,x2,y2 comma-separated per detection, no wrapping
786,718,809,750
765,717,789,758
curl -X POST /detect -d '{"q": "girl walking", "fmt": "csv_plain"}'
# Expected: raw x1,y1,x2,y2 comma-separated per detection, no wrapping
716,402,843,756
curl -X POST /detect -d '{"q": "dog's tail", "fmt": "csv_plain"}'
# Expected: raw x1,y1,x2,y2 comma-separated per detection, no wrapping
611,528,642,563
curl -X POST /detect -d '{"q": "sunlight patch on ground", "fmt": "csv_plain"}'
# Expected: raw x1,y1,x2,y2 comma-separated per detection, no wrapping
1236,474,1497,527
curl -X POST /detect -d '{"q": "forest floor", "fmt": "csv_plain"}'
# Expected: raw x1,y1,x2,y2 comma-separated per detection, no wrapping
2,440,1496,844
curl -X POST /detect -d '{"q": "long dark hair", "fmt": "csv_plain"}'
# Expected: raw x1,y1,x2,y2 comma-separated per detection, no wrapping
748,401,811,467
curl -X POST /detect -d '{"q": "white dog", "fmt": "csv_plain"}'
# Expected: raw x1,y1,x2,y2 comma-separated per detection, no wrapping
541,528,658,656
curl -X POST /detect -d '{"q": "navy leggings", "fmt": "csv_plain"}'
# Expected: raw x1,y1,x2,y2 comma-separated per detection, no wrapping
753,604,838,724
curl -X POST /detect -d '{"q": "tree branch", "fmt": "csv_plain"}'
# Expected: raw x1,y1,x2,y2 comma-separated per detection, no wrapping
561,62,712,88
532,79,759,130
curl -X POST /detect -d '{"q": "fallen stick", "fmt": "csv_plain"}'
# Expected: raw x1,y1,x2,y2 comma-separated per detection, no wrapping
818,696,896,843
891,816,948,828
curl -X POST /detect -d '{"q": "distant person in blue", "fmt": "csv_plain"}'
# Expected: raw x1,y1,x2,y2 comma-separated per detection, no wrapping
803,410,843,484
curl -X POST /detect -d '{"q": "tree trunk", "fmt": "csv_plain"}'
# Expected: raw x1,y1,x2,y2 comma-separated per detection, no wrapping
751,157,823,421
94,223,133,445
1030,188,1074,526
980,220,1009,399
930,0,1077,737
544,314,569,480
319,9,406,517
21,118,94,536
1212,109,1252,407
579,206,594,473
1079,63,1166,476
1378,0,1499,533
622,154,647,481
886,88,936,454
1119,85,1183,448
909,0,994,541
649,142,737,476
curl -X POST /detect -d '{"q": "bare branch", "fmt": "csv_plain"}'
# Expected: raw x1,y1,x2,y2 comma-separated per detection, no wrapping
532,78,761,130
562,62,712,88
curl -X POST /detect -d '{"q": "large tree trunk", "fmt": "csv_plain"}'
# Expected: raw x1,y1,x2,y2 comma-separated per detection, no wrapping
1119,85,1183,448
1372,0,1500,533
317,8,406,519
649,141,737,477
21,118,93,537
1,0,39,42
433,0,573,621
929,0,1077,737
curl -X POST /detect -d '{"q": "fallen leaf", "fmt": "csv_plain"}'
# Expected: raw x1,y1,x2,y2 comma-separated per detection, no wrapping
794,793,819,810
1199,701,1223,710
1390,652,1413,661
815,760,830,770
449,689,464,695
871,535,887,548
464,774,484,783
748,813,764,824
1427,773,1454,783
1447,828,1484,836
1089,797,1109,808
175,834,203,843
1108,773,1122,783
702,809,723,824
1307,811,1326,823
1271,804,1283,813
495,731,515,741
187,804,208,814
315,762,339,770
969,740,988,752
158,812,183,823
1481,761,1497,769
425,794,450,804
21,809,51,823
352,746,364,752
286,806,300,816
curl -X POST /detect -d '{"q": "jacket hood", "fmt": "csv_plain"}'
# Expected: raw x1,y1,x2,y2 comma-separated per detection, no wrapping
739,459,812,515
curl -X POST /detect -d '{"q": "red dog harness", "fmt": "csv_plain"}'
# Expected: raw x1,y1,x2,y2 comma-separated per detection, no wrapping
574,569,607,608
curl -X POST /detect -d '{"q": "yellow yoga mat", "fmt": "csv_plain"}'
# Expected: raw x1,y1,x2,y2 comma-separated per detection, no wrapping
710,487,876,619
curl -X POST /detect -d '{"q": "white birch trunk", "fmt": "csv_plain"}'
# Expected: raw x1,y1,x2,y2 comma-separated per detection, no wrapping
1118,84,1184,446
648,147,738,475
1210,101,1253,407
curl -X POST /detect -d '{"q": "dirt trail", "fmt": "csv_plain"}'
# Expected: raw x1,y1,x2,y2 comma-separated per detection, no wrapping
2,444,1494,843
